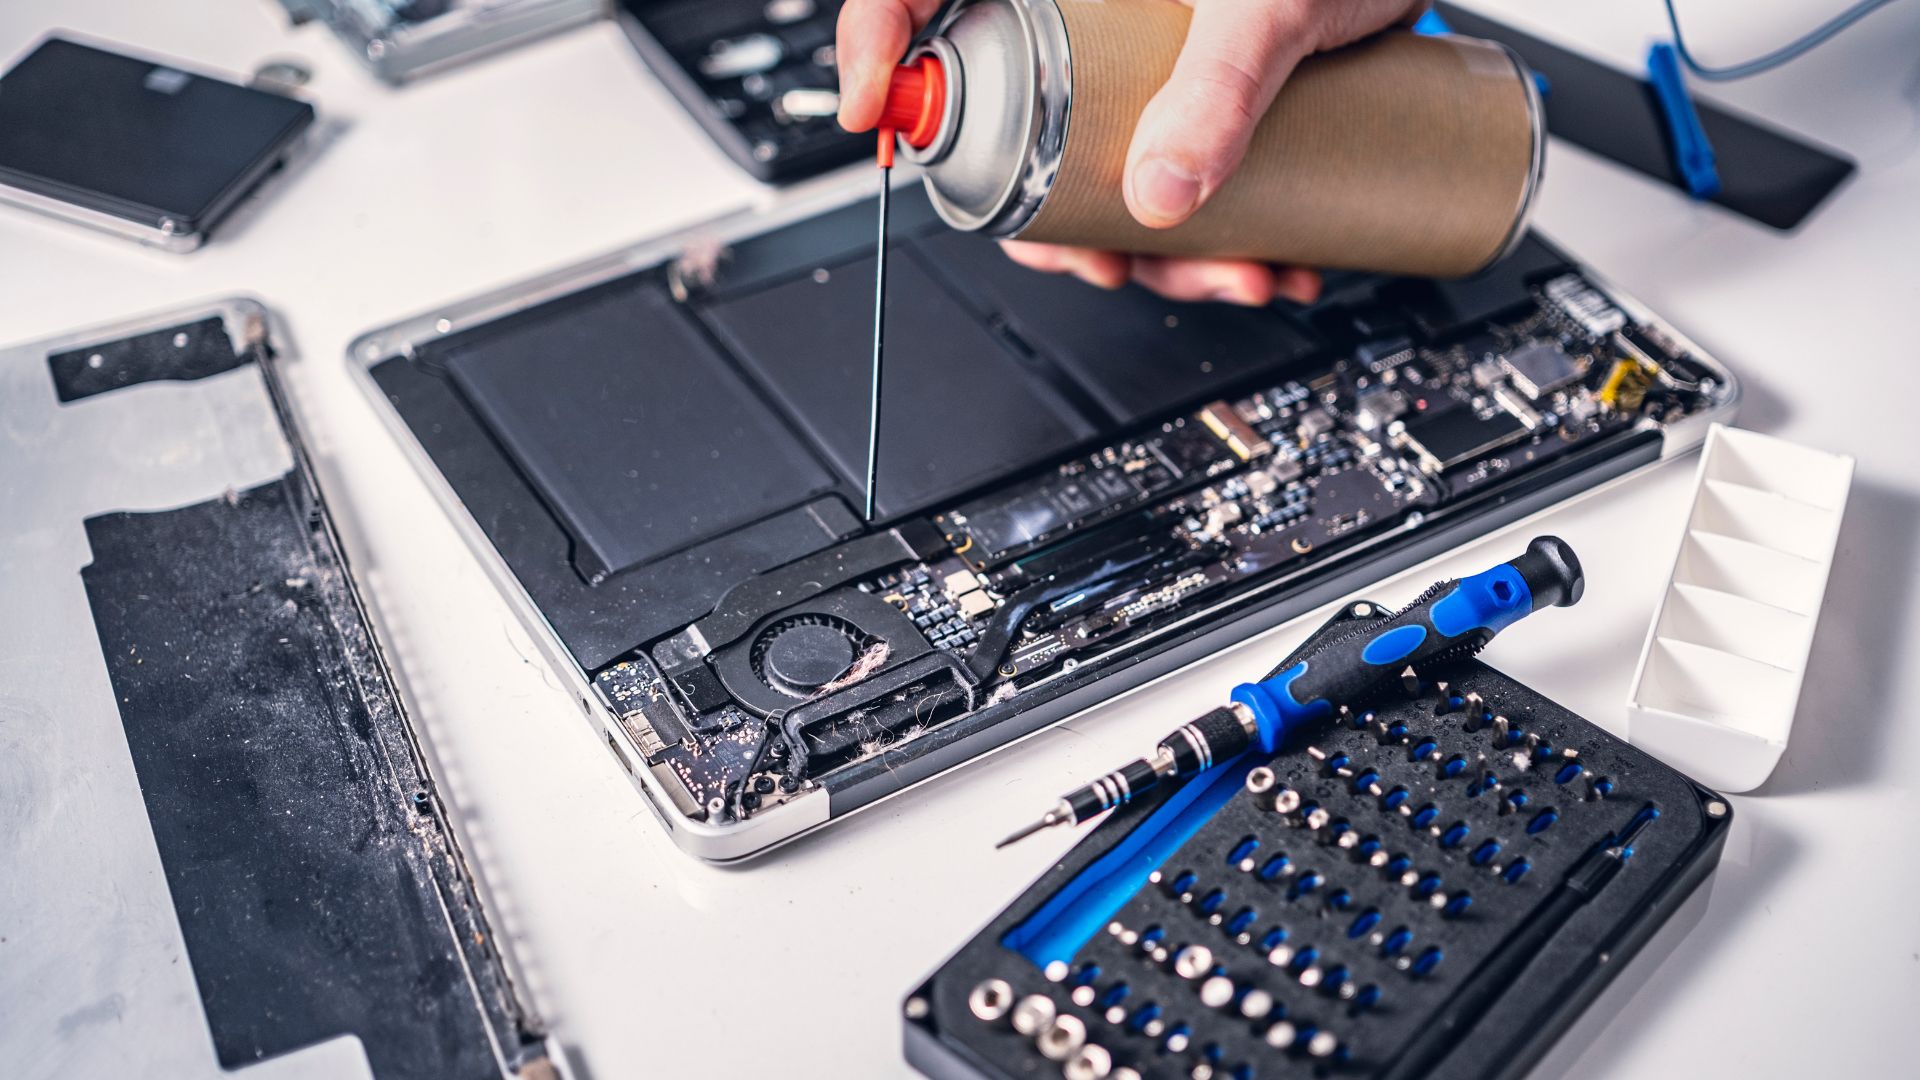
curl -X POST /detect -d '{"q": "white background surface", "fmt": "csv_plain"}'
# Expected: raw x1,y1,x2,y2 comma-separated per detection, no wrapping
1,1,1916,1077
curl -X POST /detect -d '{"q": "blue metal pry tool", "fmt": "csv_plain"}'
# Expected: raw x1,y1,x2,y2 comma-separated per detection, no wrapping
996,537,1585,848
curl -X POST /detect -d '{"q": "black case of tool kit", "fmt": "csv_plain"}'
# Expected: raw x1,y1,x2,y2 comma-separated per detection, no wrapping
905,602,1732,1080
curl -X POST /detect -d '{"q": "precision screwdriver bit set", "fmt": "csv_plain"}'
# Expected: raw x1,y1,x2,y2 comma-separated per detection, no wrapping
905,601,1732,1080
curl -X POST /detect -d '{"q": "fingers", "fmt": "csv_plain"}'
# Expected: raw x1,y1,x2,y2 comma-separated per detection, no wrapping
1001,243,1324,307
1122,0,1432,229
1320,0,1435,47
1129,255,1277,306
837,0,946,132
1001,241,1132,290
1128,257,1321,306
1271,265,1324,305
1124,0,1315,229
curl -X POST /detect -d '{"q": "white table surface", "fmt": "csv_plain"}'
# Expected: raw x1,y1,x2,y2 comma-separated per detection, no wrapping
2,1,1916,1077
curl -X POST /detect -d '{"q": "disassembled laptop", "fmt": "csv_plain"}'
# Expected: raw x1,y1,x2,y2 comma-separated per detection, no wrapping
353,186,1737,861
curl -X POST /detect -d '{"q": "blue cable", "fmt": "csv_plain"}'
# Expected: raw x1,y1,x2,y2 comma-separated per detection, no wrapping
1663,0,1903,81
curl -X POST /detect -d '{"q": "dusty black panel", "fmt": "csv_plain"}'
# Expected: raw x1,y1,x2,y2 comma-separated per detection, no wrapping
371,352,857,671
81,479,516,1080
47,317,239,402
698,248,1100,517
443,279,838,580
915,227,1324,425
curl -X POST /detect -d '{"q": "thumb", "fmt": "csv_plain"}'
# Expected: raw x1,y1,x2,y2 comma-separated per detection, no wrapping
1124,2,1312,229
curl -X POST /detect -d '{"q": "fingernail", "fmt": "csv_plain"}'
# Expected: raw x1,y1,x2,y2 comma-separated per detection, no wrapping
1211,287,1263,307
1131,158,1201,224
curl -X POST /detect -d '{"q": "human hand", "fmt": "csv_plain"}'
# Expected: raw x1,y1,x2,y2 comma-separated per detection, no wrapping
837,0,1432,306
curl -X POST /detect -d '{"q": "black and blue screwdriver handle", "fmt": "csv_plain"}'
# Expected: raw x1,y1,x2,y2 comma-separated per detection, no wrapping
998,537,1585,848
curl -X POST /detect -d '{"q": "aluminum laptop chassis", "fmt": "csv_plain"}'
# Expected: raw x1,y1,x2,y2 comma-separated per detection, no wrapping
349,181,1739,862
1,299,563,1079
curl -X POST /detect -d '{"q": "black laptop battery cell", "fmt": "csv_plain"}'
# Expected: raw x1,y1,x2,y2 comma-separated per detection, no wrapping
0,36,315,250
358,185,1739,860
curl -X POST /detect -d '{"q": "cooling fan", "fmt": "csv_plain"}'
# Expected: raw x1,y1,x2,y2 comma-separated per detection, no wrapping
750,613,870,698
711,587,934,717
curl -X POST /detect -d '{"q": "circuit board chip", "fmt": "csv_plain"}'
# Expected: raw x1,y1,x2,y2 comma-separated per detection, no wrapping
1398,405,1530,474
1501,341,1582,400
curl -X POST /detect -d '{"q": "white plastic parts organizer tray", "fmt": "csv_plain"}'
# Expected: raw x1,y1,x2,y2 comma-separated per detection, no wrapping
1626,424,1854,792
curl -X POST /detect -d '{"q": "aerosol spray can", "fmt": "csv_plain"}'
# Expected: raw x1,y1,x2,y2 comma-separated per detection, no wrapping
875,0,1545,278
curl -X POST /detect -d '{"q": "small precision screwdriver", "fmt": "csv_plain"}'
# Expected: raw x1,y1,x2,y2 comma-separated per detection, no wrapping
862,126,892,523
997,536,1586,848
862,58,948,522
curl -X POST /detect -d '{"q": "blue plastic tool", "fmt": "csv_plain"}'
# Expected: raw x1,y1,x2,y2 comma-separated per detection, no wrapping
1646,42,1721,199
996,537,1584,847
1228,535,1582,755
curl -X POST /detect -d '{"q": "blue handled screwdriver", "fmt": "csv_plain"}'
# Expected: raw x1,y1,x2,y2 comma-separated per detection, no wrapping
996,536,1585,848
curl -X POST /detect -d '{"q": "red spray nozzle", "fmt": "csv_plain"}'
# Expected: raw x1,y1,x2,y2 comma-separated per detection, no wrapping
876,54,946,167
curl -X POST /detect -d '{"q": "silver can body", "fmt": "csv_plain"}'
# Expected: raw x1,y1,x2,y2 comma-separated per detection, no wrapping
902,0,1068,236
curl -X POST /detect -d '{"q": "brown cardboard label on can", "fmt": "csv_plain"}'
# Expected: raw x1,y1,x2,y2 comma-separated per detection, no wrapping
1020,2,1538,278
